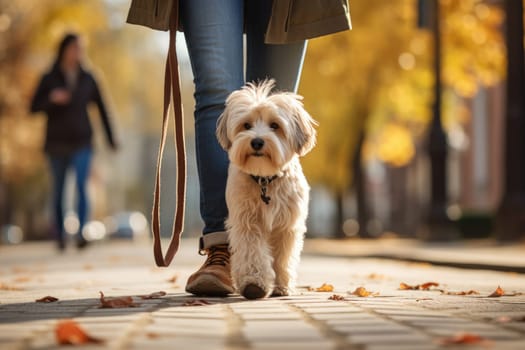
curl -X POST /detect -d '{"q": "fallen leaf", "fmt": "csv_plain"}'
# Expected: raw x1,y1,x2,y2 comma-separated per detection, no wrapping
36,296,59,303
416,298,433,302
366,273,385,280
310,283,334,292
13,276,31,283
439,333,489,346
146,332,160,339
494,316,512,323
350,287,379,297
99,291,138,308
55,320,104,345
442,290,480,296
181,299,211,306
494,315,525,323
488,286,504,297
399,282,439,290
83,264,93,270
498,315,525,322
11,267,28,274
420,282,439,290
399,282,414,290
166,275,178,283
503,291,524,296
140,291,167,299
328,294,346,300
0,282,23,291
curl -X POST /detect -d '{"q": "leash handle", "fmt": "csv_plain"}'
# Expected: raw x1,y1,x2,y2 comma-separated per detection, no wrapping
152,1,186,267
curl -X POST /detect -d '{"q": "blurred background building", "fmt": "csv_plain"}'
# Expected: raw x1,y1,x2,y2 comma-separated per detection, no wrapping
0,0,523,244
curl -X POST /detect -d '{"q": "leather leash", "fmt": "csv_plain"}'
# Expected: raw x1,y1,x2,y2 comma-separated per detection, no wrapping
152,1,186,267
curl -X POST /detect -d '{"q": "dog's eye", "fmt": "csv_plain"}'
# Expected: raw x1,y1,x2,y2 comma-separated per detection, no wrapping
270,122,279,130
243,123,251,130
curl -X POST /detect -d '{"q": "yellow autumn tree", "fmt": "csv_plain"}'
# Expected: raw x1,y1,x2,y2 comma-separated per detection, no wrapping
299,0,505,194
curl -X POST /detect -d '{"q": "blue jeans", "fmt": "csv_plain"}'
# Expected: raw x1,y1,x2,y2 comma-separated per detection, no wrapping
180,0,307,245
48,147,92,244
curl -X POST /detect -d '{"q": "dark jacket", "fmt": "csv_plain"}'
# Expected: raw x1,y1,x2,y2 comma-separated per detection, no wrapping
30,66,115,156
126,0,351,44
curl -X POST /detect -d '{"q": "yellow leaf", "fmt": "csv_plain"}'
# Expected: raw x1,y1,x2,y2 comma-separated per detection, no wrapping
312,283,334,292
350,287,379,297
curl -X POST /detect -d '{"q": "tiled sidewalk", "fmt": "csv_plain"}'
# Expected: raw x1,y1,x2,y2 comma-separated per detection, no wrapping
1,239,524,349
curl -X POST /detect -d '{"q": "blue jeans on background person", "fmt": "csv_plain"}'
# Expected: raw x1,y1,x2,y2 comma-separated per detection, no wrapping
48,146,92,248
179,0,307,249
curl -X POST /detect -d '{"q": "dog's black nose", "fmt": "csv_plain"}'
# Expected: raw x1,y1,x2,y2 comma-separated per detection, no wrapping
251,138,265,151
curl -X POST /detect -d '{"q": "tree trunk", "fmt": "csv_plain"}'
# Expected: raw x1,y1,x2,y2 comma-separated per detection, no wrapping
353,129,371,238
495,0,525,241
0,183,13,229
334,191,345,238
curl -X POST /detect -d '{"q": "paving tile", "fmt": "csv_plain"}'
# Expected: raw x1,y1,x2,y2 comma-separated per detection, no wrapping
309,312,377,321
330,322,415,335
325,319,393,328
74,314,143,323
347,332,430,345
0,340,24,350
131,336,226,350
243,320,322,341
240,313,301,321
152,312,226,320
364,345,440,350
388,315,470,324
505,323,525,332
148,318,226,329
494,340,525,350
373,309,449,317
232,307,290,314
427,328,523,340
291,302,361,308
297,305,363,313
251,340,335,350
230,301,286,309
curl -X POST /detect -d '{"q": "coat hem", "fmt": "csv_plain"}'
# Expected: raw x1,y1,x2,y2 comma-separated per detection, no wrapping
265,13,352,44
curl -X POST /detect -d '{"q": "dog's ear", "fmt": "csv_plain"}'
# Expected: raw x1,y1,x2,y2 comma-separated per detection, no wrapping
271,93,318,156
293,105,317,156
216,111,231,150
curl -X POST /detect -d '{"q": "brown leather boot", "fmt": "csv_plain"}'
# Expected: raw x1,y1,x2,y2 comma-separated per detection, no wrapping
185,244,234,297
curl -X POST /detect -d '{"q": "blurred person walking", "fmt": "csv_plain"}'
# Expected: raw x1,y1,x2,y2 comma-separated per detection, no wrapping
30,33,117,251
127,0,351,296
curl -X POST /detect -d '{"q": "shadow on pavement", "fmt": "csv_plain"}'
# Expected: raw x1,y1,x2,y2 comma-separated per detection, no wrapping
0,293,249,324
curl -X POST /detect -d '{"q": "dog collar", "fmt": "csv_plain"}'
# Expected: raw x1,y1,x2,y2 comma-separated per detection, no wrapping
250,175,279,205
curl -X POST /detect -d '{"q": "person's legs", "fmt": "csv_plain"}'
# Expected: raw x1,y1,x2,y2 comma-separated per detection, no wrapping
245,0,307,92
180,0,244,295
48,155,69,250
71,146,92,248
180,0,244,246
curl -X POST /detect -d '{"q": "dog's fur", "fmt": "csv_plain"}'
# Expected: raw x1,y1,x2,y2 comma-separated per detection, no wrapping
216,80,317,299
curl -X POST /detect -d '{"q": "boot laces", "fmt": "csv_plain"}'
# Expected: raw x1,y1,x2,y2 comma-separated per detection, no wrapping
204,244,229,267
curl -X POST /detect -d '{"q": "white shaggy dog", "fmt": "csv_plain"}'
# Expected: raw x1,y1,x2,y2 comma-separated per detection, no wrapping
216,80,317,299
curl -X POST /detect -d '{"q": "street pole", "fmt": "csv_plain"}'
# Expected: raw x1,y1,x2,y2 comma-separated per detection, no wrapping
495,0,525,241
353,129,371,238
418,0,458,240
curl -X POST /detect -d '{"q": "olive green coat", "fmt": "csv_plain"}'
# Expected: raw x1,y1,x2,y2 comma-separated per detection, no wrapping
127,0,351,44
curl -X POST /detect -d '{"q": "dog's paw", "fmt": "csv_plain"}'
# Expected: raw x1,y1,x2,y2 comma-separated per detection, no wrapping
241,283,268,300
271,285,291,297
